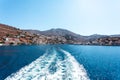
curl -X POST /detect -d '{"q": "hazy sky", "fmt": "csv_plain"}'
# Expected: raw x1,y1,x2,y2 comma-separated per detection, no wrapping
0,0,120,35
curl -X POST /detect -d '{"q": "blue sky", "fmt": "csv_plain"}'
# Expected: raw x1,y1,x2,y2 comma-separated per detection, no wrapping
0,0,120,35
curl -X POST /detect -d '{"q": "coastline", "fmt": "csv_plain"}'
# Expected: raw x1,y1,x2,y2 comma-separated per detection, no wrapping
0,43,120,47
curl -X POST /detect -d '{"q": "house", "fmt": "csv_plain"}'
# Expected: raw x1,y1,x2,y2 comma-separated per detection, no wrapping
5,38,20,45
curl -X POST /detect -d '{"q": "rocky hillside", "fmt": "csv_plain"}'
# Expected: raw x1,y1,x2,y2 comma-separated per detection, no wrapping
0,24,80,45
0,23,120,46
87,37,120,46
25,29,86,43
0,24,21,36
0,24,40,45
26,29,120,46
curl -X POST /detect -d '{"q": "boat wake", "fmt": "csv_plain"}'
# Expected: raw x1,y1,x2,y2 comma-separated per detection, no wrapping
5,48,89,80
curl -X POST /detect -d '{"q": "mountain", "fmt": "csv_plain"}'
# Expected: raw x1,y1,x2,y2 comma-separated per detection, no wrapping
25,29,110,40
0,24,67,45
0,23,120,46
25,29,120,45
25,29,113,42
25,28,81,36
25,28,86,44
85,34,109,41
25,28,85,40
110,34,120,37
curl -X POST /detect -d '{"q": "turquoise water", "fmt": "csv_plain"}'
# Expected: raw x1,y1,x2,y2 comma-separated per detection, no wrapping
0,45,120,80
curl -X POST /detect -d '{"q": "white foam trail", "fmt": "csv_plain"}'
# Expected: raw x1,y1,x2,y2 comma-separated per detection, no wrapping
5,48,89,80
60,49,89,80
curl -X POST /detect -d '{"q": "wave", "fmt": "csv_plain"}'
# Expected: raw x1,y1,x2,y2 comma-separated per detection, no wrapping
5,48,89,80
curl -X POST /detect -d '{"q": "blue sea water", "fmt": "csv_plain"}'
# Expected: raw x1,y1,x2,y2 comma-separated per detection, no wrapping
0,45,120,80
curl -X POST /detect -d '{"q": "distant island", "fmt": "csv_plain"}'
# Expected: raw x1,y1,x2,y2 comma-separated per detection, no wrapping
0,23,120,46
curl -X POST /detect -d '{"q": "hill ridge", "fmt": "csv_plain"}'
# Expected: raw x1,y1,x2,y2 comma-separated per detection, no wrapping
0,23,120,46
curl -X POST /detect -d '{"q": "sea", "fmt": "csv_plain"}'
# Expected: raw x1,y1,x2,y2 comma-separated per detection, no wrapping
0,45,120,80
